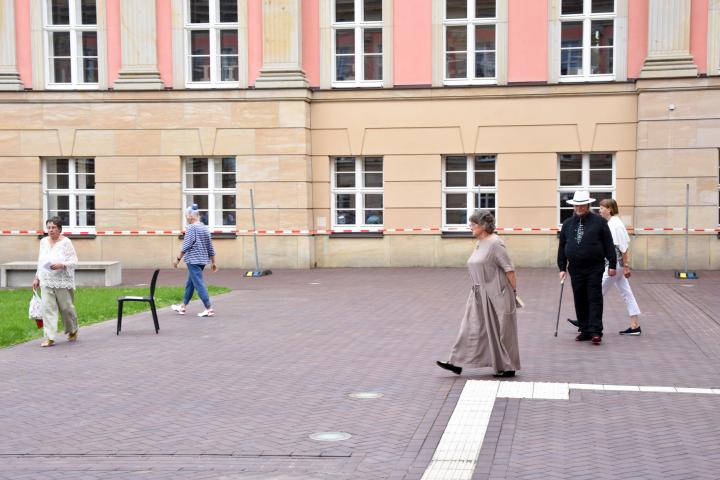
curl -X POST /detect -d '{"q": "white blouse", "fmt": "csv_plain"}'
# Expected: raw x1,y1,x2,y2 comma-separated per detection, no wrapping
607,215,630,254
36,236,78,289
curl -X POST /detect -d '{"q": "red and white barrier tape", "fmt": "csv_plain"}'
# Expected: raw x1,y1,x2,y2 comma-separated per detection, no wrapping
1,227,719,236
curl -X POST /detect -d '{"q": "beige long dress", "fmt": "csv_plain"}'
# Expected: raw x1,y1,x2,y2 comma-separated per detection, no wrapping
448,234,521,372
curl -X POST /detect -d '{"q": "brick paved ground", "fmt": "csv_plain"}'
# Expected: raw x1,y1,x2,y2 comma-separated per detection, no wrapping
1,267,719,479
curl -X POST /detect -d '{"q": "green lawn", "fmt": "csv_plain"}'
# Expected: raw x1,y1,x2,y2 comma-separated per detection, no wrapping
0,285,230,348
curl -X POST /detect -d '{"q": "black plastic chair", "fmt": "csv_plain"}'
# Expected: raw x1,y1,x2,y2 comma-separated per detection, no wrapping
117,269,160,335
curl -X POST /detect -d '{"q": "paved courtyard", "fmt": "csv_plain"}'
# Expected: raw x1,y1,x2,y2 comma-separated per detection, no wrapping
1,267,719,479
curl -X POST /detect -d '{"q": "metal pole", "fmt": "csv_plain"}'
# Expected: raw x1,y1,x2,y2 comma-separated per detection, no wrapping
684,183,689,274
250,188,260,272
554,279,565,337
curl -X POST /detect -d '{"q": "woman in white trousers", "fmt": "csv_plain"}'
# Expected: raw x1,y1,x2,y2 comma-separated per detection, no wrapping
598,199,642,335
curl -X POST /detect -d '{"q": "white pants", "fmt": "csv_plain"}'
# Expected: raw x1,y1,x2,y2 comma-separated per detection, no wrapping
602,262,641,317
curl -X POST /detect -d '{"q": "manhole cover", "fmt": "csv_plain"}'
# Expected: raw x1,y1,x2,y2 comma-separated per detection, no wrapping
348,392,384,399
309,432,352,442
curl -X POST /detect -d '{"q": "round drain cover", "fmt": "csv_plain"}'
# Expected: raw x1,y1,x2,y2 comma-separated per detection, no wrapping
309,431,352,442
348,392,384,399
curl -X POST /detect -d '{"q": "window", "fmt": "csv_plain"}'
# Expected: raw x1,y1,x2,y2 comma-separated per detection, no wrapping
558,153,614,223
331,157,383,228
444,0,497,84
183,157,237,229
43,158,95,231
185,0,239,87
559,0,615,81
332,0,383,86
442,155,496,227
44,0,98,88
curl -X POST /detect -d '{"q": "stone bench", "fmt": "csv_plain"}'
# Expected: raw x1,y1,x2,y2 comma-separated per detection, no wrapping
0,261,122,288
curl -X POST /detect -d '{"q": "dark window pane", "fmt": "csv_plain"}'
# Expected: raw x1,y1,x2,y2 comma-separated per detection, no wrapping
591,20,614,47
336,157,355,172
222,211,236,226
364,28,382,53
446,156,467,171
53,58,72,83
52,32,71,56
336,194,355,209
336,29,355,54
560,154,582,169
364,55,382,80
364,172,382,188
364,157,382,171
591,47,613,74
561,49,582,76
476,192,495,210
335,0,354,22
590,170,612,185
476,0,495,18
561,0,583,15
220,56,238,81
365,210,383,224
592,0,614,13
475,25,495,51
561,22,582,47
220,30,238,54
475,156,495,170
336,173,355,188
446,209,467,225
364,0,382,21
49,194,70,211
365,194,383,208
221,194,236,209
221,157,235,172
83,58,99,83
589,154,612,169
446,0,466,19
190,0,209,23
560,171,582,186
76,174,95,189
446,193,467,209
51,0,70,24
187,173,209,188
446,26,467,52
188,158,209,172
81,0,97,24
219,172,236,188
191,56,210,81
475,51,495,77
77,210,95,227
446,53,467,78
336,210,356,225
219,0,238,22
190,194,209,210
474,172,494,187
77,158,94,173
336,56,355,80
446,172,466,187
47,174,69,189
82,32,97,56
191,30,210,55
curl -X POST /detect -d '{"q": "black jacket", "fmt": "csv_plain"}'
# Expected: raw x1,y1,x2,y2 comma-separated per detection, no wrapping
557,211,616,271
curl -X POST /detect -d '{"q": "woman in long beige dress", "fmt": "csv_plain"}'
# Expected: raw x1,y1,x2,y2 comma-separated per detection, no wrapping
436,210,521,377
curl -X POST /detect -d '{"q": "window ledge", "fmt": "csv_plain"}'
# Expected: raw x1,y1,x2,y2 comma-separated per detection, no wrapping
329,231,384,239
441,231,474,239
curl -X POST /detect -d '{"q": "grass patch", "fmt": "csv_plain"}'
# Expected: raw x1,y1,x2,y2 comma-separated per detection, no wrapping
0,285,230,348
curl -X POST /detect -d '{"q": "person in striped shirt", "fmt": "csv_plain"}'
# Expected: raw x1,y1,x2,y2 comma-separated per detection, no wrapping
171,205,218,317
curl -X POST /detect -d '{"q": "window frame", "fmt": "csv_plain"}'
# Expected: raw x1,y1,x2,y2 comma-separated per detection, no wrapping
558,0,616,82
42,158,96,233
184,0,241,88
443,0,498,85
330,156,384,230
43,0,100,89
331,0,384,88
442,155,498,230
557,152,616,225
181,157,238,231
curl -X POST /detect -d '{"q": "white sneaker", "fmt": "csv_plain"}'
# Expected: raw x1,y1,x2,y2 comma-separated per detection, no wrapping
197,309,215,317
171,304,186,315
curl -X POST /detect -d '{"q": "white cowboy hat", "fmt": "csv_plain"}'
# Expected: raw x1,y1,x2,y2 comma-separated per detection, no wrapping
566,190,596,205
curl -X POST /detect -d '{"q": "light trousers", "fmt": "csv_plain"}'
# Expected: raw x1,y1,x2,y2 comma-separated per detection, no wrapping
40,287,78,341
602,262,641,317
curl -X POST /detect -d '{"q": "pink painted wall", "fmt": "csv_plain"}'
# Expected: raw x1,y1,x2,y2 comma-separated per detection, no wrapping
14,0,32,88
690,0,708,74
106,0,121,86
156,0,173,87
248,0,263,86
302,0,320,87
393,0,432,86
627,0,647,79
507,0,547,82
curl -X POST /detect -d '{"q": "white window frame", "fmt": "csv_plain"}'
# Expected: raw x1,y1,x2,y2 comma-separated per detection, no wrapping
184,0,240,88
330,156,384,230
182,157,237,231
43,0,99,89
331,0,384,88
557,153,615,225
559,0,616,82
442,155,497,230
42,158,96,233
443,0,498,85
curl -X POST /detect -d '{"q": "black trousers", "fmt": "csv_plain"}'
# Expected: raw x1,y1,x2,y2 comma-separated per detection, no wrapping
568,263,605,336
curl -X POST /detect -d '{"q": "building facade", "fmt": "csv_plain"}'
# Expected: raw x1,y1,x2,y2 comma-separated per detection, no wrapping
0,0,718,270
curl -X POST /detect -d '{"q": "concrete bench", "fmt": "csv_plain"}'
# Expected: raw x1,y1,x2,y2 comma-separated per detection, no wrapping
0,261,122,288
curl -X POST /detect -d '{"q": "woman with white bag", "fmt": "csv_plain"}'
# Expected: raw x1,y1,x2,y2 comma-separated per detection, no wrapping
32,217,79,347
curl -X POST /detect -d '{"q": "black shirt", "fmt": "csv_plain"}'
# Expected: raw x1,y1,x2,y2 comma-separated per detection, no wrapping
557,211,616,271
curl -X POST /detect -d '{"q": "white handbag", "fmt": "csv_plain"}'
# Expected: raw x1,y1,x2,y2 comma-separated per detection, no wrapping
28,289,43,320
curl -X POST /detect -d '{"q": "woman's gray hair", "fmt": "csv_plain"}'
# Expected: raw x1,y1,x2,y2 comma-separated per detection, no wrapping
469,209,495,234
185,204,200,219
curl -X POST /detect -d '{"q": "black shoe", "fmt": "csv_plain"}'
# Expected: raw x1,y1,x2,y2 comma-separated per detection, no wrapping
575,333,593,341
567,318,579,328
619,326,642,336
436,361,462,375
493,370,516,378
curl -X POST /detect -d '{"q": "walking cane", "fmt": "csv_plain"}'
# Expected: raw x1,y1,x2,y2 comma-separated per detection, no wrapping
554,278,565,337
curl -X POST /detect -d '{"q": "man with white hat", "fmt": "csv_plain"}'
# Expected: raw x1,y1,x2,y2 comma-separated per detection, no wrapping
557,190,617,344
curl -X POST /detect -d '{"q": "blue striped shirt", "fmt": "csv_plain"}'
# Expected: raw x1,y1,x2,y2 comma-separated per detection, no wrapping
182,223,215,265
